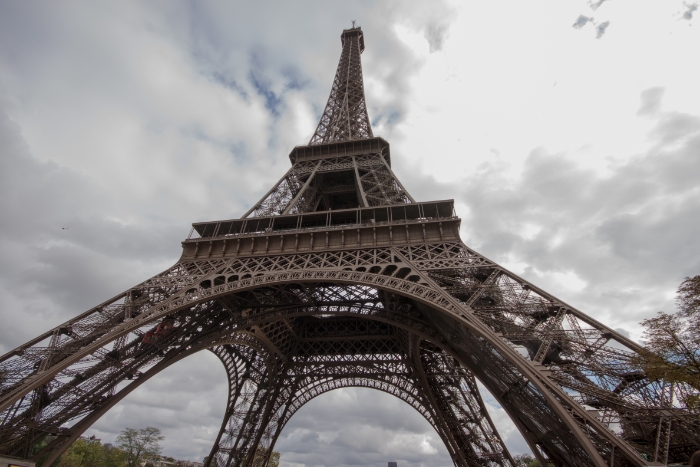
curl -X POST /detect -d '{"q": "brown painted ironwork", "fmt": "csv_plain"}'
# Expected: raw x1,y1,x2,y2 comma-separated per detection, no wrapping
1,26,698,467
308,27,373,145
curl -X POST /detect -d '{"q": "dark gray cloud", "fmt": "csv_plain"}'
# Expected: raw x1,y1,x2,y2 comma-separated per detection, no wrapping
683,2,698,20
90,351,229,462
275,384,529,467
0,109,183,349
276,388,452,467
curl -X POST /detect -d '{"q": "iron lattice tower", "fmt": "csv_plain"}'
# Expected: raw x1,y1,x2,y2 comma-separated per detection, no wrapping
1,27,698,467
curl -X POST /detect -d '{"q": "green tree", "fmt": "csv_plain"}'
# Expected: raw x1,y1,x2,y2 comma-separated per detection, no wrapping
116,427,164,467
637,275,700,409
250,447,280,467
33,436,57,467
267,450,280,467
56,439,103,467
103,443,128,467
34,437,127,467
513,454,540,467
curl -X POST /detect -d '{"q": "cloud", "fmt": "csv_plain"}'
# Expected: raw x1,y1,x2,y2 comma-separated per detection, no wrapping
573,15,594,29
595,20,611,38
380,1,457,53
2,2,700,466
90,351,229,462
447,90,700,336
683,2,698,20
0,1,463,466
277,388,453,467
589,0,609,11
637,87,665,116
571,14,608,39
0,0,457,347
0,108,187,350
424,23,450,53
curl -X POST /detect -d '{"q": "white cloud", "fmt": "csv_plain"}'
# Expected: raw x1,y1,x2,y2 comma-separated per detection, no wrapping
552,271,588,292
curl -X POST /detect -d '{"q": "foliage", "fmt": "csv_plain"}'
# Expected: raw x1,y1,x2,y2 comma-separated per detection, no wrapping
251,447,280,467
32,436,57,467
267,450,280,467
102,444,128,467
55,439,104,467
637,275,700,409
34,436,127,467
512,454,540,467
677,275,700,317
116,427,164,467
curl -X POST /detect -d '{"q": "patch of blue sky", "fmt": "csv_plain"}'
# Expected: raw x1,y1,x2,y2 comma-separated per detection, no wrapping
248,69,282,116
280,66,309,91
210,71,249,100
372,110,401,128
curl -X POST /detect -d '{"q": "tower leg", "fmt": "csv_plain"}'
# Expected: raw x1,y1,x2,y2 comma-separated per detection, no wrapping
206,345,280,467
411,338,515,467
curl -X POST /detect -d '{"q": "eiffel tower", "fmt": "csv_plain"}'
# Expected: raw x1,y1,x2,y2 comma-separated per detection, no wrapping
1,26,698,467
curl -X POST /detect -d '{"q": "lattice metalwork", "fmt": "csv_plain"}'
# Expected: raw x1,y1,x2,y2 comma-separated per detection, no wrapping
309,27,373,145
243,153,414,218
1,24,699,467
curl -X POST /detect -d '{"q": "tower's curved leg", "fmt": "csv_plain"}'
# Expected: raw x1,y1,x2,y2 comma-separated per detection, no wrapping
18,331,253,467
422,302,598,466
413,340,516,467
204,343,281,467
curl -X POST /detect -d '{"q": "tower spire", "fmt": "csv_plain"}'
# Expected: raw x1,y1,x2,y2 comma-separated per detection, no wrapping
309,26,373,145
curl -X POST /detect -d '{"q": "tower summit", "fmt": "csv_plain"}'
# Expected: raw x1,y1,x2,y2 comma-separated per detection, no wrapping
243,28,413,217
309,27,373,145
1,26,698,467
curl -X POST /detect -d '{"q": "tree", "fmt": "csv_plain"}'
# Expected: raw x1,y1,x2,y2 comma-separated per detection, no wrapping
250,447,280,467
103,443,128,467
116,427,164,467
637,275,700,409
512,454,540,467
32,436,56,467
55,439,104,467
34,437,127,467
267,450,280,467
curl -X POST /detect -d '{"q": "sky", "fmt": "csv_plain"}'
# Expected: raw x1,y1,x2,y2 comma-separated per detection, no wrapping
1,1,699,466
